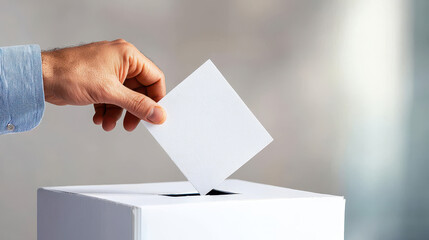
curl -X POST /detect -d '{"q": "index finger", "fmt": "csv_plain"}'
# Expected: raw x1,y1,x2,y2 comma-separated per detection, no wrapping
126,46,166,101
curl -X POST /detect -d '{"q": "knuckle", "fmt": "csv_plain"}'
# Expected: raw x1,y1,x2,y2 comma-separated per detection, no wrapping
159,70,166,82
113,38,127,43
132,95,152,117
117,42,136,56
158,71,166,96
112,39,133,50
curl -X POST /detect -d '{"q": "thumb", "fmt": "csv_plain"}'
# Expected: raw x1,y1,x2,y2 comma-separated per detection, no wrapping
111,84,166,124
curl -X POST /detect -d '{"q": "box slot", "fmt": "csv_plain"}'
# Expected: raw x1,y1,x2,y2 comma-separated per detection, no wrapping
162,189,237,197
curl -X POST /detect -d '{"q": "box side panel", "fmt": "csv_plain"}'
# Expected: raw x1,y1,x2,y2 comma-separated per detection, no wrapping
37,189,134,240
139,198,345,240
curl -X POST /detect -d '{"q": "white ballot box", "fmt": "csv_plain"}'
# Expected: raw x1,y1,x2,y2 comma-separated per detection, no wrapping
37,179,345,240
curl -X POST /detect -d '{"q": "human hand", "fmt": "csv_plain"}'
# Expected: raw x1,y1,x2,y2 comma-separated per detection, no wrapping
41,39,166,131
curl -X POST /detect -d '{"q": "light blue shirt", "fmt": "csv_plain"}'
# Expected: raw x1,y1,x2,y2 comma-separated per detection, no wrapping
0,45,45,135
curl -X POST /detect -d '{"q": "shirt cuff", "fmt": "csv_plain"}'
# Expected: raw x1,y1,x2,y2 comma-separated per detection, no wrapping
0,44,45,134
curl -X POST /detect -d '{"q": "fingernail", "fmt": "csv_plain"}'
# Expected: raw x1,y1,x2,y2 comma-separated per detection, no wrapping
147,106,166,124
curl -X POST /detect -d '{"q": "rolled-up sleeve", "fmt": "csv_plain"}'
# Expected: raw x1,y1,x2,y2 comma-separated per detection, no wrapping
0,45,45,135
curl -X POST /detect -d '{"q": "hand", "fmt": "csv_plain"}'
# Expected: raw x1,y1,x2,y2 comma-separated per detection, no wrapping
41,39,166,132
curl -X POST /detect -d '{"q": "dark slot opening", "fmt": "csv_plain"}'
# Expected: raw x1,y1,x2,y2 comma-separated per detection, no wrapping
162,189,237,197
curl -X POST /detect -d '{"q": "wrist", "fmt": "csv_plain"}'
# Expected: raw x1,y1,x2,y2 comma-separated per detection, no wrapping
41,51,55,102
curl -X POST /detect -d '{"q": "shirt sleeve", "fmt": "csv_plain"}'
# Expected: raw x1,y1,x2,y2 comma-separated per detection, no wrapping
0,44,45,135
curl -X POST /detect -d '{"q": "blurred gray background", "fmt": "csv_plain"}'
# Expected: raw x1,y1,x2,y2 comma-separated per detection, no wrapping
0,0,427,239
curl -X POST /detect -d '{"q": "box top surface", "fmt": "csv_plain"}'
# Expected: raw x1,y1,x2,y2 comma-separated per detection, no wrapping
42,179,343,208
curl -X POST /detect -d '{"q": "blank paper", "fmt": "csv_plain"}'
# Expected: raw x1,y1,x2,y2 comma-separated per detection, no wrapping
143,60,273,195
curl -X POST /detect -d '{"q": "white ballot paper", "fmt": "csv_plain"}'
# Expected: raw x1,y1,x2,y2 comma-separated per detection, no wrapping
143,60,273,195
